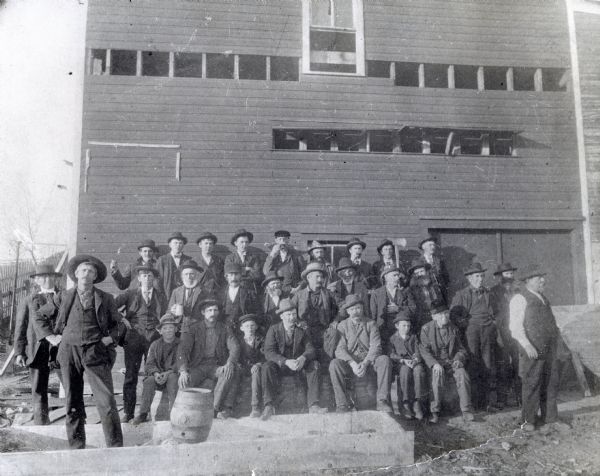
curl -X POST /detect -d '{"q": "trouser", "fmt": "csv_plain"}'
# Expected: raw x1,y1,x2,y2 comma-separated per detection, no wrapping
57,342,123,449
250,369,262,407
138,373,179,416
395,362,427,403
430,364,472,414
496,321,521,405
465,322,497,407
329,355,392,408
262,360,320,407
122,330,159,417
29,341,61,425
519,342,559,425
189,363,240,411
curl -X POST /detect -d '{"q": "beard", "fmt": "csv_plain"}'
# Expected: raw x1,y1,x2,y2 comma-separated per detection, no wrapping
501,277,515,284
415,276,431,287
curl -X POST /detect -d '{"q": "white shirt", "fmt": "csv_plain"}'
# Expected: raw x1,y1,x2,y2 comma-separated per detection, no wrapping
171,253,182,267
509,289,546,349
237,251,247,263
141,288,153,303
424,254,434,264
202,254,212,266
228,286,240,302
38,288,55,295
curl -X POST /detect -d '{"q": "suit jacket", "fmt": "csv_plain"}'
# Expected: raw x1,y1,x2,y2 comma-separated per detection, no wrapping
331,279,370,319
145,337,179,375
177,320,239,372
450,285,494,329
238,335,265,369
490,281,519,329
224,251,263,292
262,250,305,292
115,288,168,335
334,317,382,364
155,253,193,301
218,285,258,326
168,285,212,323
387,333,422,364
290,286,338,329
419,321,467,368
423,254,450,298
370,285,416,331
343,259,373,289
264,322,316,367
262,291,290,328
197,254,225,294
111,257,157,291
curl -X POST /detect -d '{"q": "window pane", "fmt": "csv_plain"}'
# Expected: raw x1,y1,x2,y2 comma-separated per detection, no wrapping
334,0,354,28
542,68,567,92
174,52,203,77
367,60,390,78
206,53,234,79
369,130,393,152
90,49,106,75
311,0,332,27
239,55,266,80
270,56,299,81
513,67,536,91
460,133,483,155
273,130,300,150
395,62,420,87
483,66,507,91
424,64,448,88
306,131,332,150
111,49,137,76
142,51,169,77
400,128,423,153
454,65,478,89
430,129,449,154
310,29,355,52
334,130,365,151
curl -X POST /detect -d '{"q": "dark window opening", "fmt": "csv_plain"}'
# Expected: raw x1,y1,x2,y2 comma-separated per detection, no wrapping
142,51,169,77
206,53,234,79
429,129,450,154
542,68,568,92
273,130,301,150
513,67,536,91
483,66,507,90
367,60,390,78
395,62,420,87
490,132,514,156
174,52,203,77
306,131,333,150
239,55,267,80
333,130,365,151
369,130,393,152
400,128,424,153
90,49,106,75
454,65,478,89
424,64,448,88
270,56,299,81
110,49,137,76
460,133,484,155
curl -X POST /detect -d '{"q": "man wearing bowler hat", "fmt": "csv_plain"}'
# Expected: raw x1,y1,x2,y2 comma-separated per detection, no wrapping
509,265,560,432
168,260,211,325
409,258,445,331
371,239,397,287
110,239,158,291
330,257,370,321
218,262,259,330
53,255,124,448
225,228,263,293
156,232,193,301
419,236,450,301
196,232,225,293
262,271,288,330
115,265,168,422
307,240,335,285
344,237,373,289
263,230,306,294
14,264,64,425
450,262,498,411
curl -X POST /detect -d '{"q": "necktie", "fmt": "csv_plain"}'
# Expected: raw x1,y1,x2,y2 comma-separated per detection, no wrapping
143,291,150,304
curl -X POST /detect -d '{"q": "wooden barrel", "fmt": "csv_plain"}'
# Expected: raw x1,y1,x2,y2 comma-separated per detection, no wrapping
170,388,214,443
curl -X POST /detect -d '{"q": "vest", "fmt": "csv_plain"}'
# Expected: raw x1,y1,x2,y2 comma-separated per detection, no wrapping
521,289,558,353
62,296,103,346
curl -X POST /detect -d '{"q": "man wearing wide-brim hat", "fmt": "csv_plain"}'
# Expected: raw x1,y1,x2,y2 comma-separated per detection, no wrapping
372,239,396,288
218,262,259,330
261,271,289,330
53,255,125,448
306,240,335,284
168,261,212,325
408,258,445,332
263,230,306,294
224,228,263,293
330,257,370,321
509,264,560,432
13,264,63,425
196,232,225,293
418,236,450,301
155,232,193,302
110,239,158,291
344,237,374,289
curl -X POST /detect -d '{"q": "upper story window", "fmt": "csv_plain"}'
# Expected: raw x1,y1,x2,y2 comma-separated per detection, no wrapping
302,0,365,76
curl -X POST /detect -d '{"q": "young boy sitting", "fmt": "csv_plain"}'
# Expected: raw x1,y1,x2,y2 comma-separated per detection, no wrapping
237,314,265,418
387,311,427,420
132,313,180,424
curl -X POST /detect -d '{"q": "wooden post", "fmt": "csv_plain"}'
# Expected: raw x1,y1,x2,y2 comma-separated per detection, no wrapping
534,68,543,92
84,149,91,193
175,152,181,181
234,54,239,80
168,51,175,78
202,53,207,78
8,242,21,343
448,65,455,89
390,61,396,81
105,49,112,75
477,66,485,91
506,67,514,91
418,64,425,88
266,56,271,81
136,51,142,77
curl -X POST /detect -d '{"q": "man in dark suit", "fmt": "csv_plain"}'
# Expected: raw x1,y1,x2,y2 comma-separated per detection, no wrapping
420,301,474,423
262,230,305,294
168,261,210,325
371,239,396,287
177,298,240,419
329,257,370,321
218,262,258,329
261,272,288,330
224,228,263,293
115,265,167,422
409,258,445,332
53,255,124,449
156,231,193,301
196,232,225,293
306,240,335,285
344,237,373,288
110,239,158,291
419,236,450,302
13,264,63,425
261,298,325,420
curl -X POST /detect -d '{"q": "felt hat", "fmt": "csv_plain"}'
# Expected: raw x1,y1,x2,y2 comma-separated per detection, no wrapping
262,271,283,288
430,300,449,315
156,312,180,331
335,257,356,274
345,237,367,252
276,298,296,315
133,265,159,277
463,262,487,276
493,262,518,276
137,239,158,252
518,264,546,282
274,230,291,238
381,265,404,280
180,260,203,274
307,240,327,254
408,258,431,275
224,262,242,275
231,228,254,245
393,310,412,324
67,254,107,284
340,294,364,311
418,236,438,250
198,298,220,311
196,232,218,245
301,262,326,280
167,231,188,245
376,239,394,255
238,313,259,326
30,264,62,279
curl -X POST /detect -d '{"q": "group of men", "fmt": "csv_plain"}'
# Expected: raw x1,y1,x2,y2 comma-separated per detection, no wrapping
13,229,561,449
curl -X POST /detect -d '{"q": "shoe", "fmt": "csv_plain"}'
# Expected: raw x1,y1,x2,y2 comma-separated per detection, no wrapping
309,405,328,414
376,401,393,413
521,422,535,432
250,407,261,418
336,405,351,413
429,412,440,424
121,414,134,424
261,404,275,421
216,409,231,420
131,413,148,425
413,401,424,421
462,411,475,422
402,403,414,420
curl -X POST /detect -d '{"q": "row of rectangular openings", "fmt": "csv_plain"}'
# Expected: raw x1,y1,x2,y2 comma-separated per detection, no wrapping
273,128,516,156
90,49,299,81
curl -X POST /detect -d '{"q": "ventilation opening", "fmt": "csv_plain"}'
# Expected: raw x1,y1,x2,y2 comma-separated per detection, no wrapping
369,130,394,152
270,56,299,81
142,51,169,77
454,65,478,89
367,60,390,78
206,53,234,79
483,66,507,90
513,67,536,91
239,55,267,80
395,62,420,87
110,49,137,76
174,52,203,78
400,128,424,153
424,64,448,88
542,68,568,92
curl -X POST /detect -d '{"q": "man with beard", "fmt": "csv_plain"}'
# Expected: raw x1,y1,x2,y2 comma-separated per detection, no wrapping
196,232,225,294
409,258,445,332
168,261,210,325
225,229,263,294
218,262,258,329
263,230,306,294
330,257,370,321
344,237,373,289
307,241,335,285
490,262,521,408
371,239,396,287
110,239,158,291
262,272,288,330
419,236,450,302
156,232,193,301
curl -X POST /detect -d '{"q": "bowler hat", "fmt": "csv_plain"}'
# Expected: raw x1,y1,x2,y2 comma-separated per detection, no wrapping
464,262,487,276
224,262,242,275
493,262,518,276
377,239,394,255
262,271,283,288
156,312,180,331
180,260,203,274
137,239,158,252
196,232,218,245
408,258,431,275
335,257,356,274
67,254,107,284
231,228,254,245
381,265,404,280
308,240,326,254
30,264,62,279
238,313,259,326
346,237,366,252
301,262,325,280
167,231,188,245
274,230,291,238
418,236,438,250
133,265,159,277
518,264,546,282
393,310,412,324
198,298,219,311
430,300,449,315
340,294,364,311
276,298,296,315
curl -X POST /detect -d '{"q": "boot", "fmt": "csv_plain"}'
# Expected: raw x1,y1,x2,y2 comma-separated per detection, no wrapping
413,400,424,421
402,402,414,420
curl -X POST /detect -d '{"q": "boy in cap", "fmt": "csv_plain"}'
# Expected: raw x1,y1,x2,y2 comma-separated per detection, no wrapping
225,228,263,293
14,264,63,425
420,302,474,423
236,314,265,417
196,232,225,293
263,230,305,294
132,313,180,424
110,239,158,290
387,311,426,420
156,232,193,301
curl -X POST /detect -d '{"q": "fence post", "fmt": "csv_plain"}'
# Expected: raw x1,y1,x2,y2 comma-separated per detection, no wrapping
8,241,21,345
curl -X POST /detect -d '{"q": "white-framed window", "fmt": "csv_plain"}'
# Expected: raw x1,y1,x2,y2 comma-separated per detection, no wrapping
301,0,365,76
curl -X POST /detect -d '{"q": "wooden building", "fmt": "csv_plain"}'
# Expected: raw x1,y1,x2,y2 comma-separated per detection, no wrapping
73,0,590,305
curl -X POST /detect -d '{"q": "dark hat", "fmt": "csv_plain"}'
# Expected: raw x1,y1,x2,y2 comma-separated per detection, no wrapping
493,262,518,276
301,262,326,280
393,310,412,324
381,265,404,280
430,300,449,315
518,264,546,282
198,298,220,311
231,228,254,245
307,240,326,254
239,313,259,326
167,231,188,245
276,298,296,315
464,262,487,276
340,294,364,311
418,236,438,250
137,239,158,252
376,239,395,255
408,258,431,275
133,265,159,277
196,232,218,245
262,271,284,288
346,237,367,251
67,254,107,284
180,260,203,274
335,257,356,274
156,312,180,330
224,262,242,275
30,264,62,279
274,230,291,238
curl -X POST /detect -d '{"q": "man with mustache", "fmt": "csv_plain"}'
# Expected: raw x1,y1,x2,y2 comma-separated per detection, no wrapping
262,230,305,293
306,241,335,285
419,236,450,302
409,258,445,332
110,239,158,291
196,232,225,294
330,257,370,321
344,237,373,289
224,229,263,294
168,261,210,325
156,232,193,301
262,272,288,330
218,262,258,330
371,239,396,288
